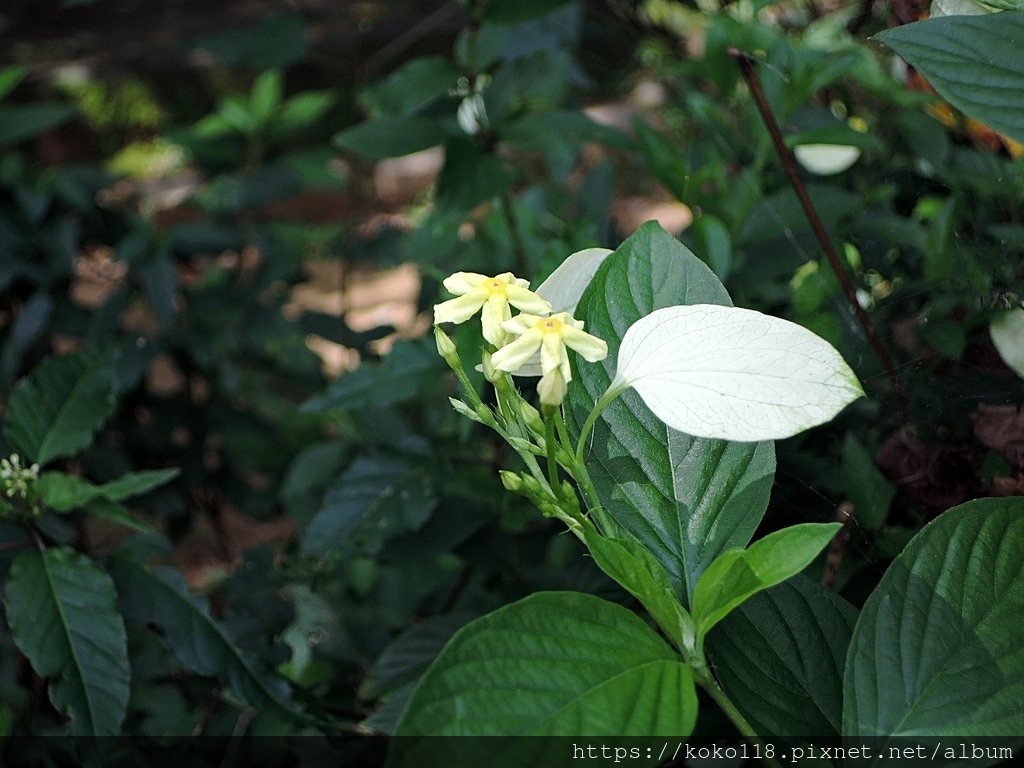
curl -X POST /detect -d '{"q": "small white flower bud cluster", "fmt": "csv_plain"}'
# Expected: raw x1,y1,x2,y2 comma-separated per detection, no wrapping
1,454,40,500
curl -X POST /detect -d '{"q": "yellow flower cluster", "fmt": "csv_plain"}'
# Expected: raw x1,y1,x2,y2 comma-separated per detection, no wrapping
433,271,607,405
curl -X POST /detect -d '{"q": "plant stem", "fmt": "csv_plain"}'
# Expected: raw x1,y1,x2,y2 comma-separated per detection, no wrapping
729,47,910,418
693,667,784,768
544,410,561,496
574,384,625,463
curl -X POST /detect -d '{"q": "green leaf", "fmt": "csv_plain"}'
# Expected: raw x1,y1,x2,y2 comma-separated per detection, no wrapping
391,592,696,761
4,347,118,466
842,434,893,531
84,497,160,535
0,65,27,102
875,12,1024,144
481,0,575,23
692,523,840,637
300,455,436,558
38,469,179,512
4,548,129,737
581,530,695,655
333,117,448,160
98,468,180,501
272,91,334,138
367,56,460,118
690,215,732,280
632,117,690,202
707,575,857,738
108,554,304,721
925,195,957,282
0,103,77,148
844,498,1024,736
564,222,776,606
249,70,283,125
360,612,477,700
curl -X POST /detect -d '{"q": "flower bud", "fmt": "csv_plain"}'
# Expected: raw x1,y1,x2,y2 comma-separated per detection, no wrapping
434,326,459,365
500,471,523,492
519,400,544,433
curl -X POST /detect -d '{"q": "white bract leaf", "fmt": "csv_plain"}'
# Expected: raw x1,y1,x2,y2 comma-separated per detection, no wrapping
534,248,612,315
609,304,864,442
793,144,861,176
515,247,612,377
990,308,1024,380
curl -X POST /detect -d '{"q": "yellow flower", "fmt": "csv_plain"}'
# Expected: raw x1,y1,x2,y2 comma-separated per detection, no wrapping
433,272,552,347
490,312,608,405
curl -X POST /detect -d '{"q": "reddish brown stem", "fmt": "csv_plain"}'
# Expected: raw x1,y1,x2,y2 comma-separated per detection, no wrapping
729,48,910,417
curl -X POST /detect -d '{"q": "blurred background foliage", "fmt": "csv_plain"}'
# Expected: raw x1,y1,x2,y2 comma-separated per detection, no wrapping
1,0,1023,760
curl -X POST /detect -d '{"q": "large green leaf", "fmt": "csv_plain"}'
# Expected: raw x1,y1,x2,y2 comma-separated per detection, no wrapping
391,592,696,766
565,222,776,605
875,12,1024,144
844,498,1024,736
108,554,303,722
4,347,118,466
4,547,129,737
707,575,857,738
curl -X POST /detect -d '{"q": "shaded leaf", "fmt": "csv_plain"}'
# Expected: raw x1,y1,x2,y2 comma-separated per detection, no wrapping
875,12,1024,144
4,548,129,737
4,347,118,466
707,575,857,738
109,555,304,721
844,498,1024,736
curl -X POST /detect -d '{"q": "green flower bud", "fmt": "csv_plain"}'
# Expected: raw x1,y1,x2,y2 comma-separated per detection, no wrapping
434,326,459,365
500,470,523,492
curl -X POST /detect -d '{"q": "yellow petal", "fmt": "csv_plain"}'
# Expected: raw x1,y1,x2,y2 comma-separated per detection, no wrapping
434,290,488,325
481,293,512,346
492,327,544,372
560,325,608,362
443,272,489,295
506,285,552,316
502,313,545,336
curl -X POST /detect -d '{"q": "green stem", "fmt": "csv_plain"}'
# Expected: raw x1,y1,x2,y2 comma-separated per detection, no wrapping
574,383,627,463
693,667,783,768
543,409,561,498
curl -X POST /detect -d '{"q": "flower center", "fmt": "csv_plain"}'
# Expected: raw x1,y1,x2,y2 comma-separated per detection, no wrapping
540,317,564,334
486,279,507,294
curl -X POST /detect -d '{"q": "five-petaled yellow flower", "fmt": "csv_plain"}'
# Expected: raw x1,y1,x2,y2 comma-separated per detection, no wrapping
491,313,608,405
433,272,552,347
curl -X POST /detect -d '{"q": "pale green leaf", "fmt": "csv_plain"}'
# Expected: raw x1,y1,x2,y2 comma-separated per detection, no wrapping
693,523,841,637
610,304,864,442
